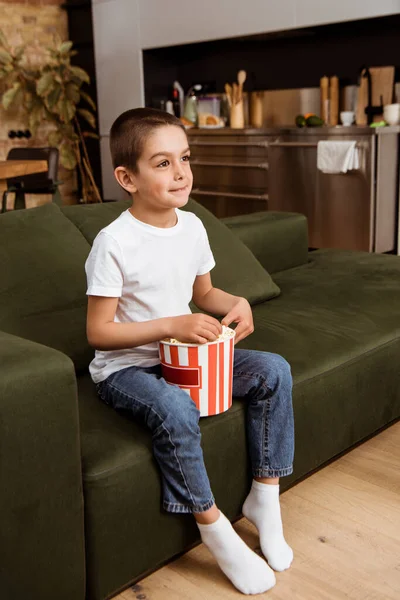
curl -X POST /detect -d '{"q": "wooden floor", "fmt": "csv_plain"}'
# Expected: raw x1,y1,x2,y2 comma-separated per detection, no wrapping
114,422,400,600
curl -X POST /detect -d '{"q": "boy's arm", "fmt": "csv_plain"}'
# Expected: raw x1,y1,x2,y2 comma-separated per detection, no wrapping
192,273,254,344
87,296,170,350
86,296,222,350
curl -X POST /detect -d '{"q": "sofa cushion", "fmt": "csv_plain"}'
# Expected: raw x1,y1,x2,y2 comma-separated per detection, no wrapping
243,249,400,381
0,203,93,370
62,198,280,305
182,199,280,304
61,199,132,245
77,372,250,599
222,211,309,274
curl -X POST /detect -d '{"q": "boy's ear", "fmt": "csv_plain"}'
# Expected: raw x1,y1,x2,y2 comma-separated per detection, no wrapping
114,166,137,194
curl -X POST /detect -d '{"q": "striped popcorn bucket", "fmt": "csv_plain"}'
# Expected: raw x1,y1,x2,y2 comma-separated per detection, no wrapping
158,326,235,417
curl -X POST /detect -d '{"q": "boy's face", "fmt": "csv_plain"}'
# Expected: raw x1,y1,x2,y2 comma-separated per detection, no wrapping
117,125,193,211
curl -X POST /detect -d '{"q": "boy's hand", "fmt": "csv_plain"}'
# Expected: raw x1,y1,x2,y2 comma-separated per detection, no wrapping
168,314,222,344
221,297,254,344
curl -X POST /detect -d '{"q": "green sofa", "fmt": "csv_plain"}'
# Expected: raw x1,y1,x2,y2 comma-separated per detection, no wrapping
1,198,399,600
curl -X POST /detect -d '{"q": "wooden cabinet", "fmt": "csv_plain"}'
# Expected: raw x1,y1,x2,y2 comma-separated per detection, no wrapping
188,128,279,219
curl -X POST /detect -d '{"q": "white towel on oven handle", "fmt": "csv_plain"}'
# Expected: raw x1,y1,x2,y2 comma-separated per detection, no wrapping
317,141,360,174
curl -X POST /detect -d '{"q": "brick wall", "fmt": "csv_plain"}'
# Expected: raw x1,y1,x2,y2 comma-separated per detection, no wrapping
0,0,78,207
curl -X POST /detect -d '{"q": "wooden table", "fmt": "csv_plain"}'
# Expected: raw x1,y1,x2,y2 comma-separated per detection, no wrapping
0,159,48,183
0,159,48,211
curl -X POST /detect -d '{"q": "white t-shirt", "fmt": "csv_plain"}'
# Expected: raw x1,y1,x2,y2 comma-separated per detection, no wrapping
85,208,215,383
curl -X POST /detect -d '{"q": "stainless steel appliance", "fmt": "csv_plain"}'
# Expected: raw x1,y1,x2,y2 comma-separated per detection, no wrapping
268,126,399,252
188,128,279,219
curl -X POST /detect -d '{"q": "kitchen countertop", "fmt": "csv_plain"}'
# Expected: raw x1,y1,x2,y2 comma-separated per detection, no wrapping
187,127,282,135
375,125,400,134
187,125,395,136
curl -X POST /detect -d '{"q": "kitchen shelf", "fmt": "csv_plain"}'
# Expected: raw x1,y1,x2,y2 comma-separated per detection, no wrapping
192,188,269,201
191,159,269,170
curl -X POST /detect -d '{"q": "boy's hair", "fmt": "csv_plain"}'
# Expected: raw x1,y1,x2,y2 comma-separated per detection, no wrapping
109,107,186,173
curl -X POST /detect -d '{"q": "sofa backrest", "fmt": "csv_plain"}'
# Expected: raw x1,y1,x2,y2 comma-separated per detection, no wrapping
62,198,280,305
0,198,280,371
0,203,93,371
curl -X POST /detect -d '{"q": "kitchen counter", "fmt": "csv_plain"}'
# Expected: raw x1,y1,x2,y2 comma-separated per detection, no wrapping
188,125,400,136
187,127,281,135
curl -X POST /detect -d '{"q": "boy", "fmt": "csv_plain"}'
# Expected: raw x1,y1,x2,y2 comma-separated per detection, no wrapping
85,108,294,595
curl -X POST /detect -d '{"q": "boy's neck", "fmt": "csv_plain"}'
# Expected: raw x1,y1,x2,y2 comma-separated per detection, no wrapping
128,203,178,229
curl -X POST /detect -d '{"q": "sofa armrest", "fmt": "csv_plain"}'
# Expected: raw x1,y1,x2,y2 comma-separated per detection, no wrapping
222,211,309,274
0,331,85,600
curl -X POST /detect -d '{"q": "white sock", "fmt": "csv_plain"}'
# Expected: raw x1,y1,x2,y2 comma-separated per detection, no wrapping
197,510,276,595
242,481,293,572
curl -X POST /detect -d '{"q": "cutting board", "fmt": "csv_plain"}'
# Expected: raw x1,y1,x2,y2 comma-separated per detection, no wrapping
356,66,395,125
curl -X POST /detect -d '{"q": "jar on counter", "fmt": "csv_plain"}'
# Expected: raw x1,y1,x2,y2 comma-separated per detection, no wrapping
197,97,221,127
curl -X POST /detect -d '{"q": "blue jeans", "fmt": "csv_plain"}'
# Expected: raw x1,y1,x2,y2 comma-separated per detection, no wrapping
96,349,294,514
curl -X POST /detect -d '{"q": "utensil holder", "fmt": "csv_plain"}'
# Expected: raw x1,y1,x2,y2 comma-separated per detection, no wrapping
230,100,245,129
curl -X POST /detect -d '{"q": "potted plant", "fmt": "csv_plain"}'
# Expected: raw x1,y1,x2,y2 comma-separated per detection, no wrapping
0,30,101,203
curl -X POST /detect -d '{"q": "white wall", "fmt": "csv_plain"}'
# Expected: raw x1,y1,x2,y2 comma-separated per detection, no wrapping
139,0,400,49
92,0,400,198
295,0,400,29
92,0,144,199
138,0,296,49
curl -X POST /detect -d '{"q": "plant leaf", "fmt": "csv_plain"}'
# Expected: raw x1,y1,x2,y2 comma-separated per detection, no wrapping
77,108,96,129
2,82,21,110
0,49,12,65
70,65,90,84
59,97,76,123
66,82,80,104
59,40,73,55
82,131,99,139
46,84,62,109
60,143,77,169
37,71,56,97
79,89,96,111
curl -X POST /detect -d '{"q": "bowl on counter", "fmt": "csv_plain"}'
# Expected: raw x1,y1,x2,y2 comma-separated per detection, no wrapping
340,111,355,126
383,104,400,126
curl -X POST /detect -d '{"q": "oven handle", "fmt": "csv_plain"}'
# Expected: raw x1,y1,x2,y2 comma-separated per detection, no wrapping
189,141,271,147
268,141,364,148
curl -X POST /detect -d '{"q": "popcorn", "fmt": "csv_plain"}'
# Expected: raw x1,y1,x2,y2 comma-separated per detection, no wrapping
165,325,235,345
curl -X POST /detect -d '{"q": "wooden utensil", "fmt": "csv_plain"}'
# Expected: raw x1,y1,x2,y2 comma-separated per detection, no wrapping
225,83,233,107
232,82,239,105
356,70,369,125
320,76,329,124
237,70,247,102
329,76,339,126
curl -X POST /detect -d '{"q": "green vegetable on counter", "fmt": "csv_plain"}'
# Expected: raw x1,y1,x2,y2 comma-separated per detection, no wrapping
295,114,324,127
295,115,306,128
